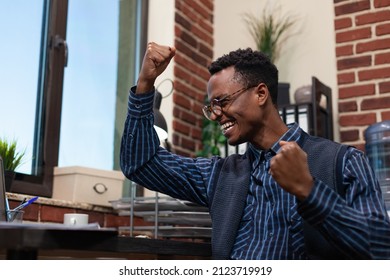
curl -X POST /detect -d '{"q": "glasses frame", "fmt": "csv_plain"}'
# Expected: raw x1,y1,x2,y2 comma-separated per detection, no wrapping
202,85,256,120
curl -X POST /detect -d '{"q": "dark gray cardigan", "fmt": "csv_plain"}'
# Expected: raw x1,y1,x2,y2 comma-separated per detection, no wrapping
208,132,349,259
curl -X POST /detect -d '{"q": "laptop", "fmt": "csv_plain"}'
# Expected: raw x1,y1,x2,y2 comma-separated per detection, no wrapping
0,156,9,221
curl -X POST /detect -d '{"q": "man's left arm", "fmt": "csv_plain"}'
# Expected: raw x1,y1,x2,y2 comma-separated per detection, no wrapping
298,148,390,259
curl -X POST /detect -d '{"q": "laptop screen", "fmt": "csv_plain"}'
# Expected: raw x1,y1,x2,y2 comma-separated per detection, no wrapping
0,156,8,221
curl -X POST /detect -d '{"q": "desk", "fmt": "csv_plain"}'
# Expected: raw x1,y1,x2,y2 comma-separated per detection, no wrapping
0,224,212,259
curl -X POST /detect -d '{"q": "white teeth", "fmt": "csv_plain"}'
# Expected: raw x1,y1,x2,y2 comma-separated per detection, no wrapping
221,122,235,131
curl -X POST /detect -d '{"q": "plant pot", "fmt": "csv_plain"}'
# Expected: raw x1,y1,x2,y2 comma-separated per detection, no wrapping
4,170,15,192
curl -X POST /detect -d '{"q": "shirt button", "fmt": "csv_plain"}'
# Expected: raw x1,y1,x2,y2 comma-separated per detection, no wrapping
134,103,141,109
269,232,274,237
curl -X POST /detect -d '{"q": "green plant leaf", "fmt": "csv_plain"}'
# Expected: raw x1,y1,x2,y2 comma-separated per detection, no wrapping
243,6,297,63
196,96,227,157
0,137,26,171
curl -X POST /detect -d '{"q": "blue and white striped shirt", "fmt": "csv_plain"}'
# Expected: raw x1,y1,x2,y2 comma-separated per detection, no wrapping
120,88,390,259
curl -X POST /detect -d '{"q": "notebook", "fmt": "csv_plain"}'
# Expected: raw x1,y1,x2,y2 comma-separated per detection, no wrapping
0,156,8,221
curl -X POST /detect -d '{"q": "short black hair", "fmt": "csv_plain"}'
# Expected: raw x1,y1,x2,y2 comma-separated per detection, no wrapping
208,48,279,105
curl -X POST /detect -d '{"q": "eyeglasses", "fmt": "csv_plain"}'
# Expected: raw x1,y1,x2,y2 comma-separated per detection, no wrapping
202,85,256,120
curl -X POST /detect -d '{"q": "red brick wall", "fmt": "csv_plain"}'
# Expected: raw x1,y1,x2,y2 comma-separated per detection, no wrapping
172,0,214,157
335,0,390,151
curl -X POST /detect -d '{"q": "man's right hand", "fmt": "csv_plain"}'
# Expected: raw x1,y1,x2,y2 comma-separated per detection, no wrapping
136,42,176,94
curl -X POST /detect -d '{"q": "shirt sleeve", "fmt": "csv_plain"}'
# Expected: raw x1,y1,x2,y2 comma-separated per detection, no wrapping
119,86,216,207
297,147,390,259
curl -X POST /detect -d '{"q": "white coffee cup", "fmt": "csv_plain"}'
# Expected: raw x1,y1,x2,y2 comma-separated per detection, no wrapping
63,213,89,226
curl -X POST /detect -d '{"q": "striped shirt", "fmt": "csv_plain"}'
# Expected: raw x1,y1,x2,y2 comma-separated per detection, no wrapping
120,88,390,259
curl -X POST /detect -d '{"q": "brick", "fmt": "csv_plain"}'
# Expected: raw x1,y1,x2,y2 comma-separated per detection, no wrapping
354,143,366,152
339,101,358,112
335,17,353,30
199,42,213,59
174,107,198,125
182,137,196,151
175,53,207,80
338,72,355,84
376,23,390,36
172,133,180,146
336,27,371,43
175,12,192,31
23,204,40,222
175,40,194,60
175,146,192,157
374,0,390,8
8,200,39,222
192,127,203,140
173,119,191,134
379,81,390,93
339,113,377,126
199,0,214,12
191,74,208,91
381,110,390,120
357,38,390,53
339,84,375,99
361,96,390,110
355,10,390,25
335,0,371,16
174,0,213,156
73,209,104,226
40,205,75,223
173,93,192,110
191,24,213,45
180,30,198,47
336,45,354,57
337,55,371,70
105,213,138,228
198,18,213,34
358,66,390,81
340,129,360,142
375,52,390,65
180,3,199,24
186,0,210,20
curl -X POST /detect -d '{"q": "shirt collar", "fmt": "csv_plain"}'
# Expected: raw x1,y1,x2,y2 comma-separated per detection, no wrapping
248,123,303,167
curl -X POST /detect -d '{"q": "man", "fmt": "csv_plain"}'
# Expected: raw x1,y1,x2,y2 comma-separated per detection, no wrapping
120,42,390,259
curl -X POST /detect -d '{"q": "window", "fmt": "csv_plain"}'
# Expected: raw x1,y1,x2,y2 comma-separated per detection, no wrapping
0,0,148,197
59,1,119,170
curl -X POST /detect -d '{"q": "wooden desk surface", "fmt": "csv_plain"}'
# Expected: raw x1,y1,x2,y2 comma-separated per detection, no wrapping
0,223,212,259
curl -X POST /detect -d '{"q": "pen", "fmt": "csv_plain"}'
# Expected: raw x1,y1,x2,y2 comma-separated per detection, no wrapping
5,196,10,212
12,196,39,212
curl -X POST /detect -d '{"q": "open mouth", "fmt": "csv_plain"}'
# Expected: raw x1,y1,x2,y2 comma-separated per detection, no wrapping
220,121,235,135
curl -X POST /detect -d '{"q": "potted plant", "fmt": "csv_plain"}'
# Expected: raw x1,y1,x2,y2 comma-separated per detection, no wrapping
0,138,25,191
243,6,297,64
243,6,297,107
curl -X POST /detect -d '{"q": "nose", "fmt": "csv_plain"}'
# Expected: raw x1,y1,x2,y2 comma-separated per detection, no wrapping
209,111,220,122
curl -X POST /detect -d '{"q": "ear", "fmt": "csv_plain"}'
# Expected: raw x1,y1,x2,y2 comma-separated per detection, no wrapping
256,83,269,106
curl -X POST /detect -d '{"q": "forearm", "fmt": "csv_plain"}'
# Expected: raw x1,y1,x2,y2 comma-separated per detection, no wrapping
299,182,371,258
120,88,159,178
298,151,390,259
119,88,212,206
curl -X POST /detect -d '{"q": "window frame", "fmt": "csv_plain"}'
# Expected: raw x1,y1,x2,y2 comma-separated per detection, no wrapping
11,0,68,196
10,0,148,198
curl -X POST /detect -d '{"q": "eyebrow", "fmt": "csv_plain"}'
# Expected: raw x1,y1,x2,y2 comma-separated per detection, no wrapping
212,93,229,101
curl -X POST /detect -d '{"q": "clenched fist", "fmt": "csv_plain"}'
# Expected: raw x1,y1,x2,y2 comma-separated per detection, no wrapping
136,42,176,94
269,141,314,201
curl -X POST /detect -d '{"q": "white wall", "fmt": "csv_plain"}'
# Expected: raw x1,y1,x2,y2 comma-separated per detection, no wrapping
147,0,339,140
214,0,339,140
148,0,175,143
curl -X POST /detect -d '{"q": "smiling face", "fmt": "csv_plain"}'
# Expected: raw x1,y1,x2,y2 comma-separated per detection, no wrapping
207,66,268,146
